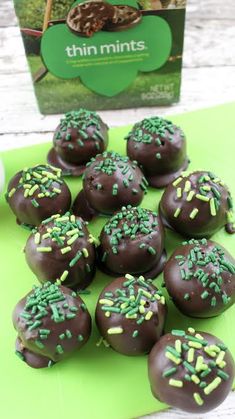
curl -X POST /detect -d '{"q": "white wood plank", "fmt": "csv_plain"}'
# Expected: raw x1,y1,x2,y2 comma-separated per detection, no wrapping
1,66,235,139
141,391,235,418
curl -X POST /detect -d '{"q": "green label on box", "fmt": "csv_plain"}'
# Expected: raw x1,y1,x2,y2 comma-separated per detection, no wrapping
41,12,172,97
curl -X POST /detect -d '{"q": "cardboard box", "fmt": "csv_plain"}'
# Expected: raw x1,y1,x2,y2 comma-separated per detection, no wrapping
13,0,187,114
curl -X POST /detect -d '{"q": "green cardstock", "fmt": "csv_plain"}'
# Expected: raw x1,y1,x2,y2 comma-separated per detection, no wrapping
41,2,172,96
1,103,235,419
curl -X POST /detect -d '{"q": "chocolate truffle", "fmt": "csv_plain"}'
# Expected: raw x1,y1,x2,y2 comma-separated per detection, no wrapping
97,206,166,278
66,1,115,37
159,170,235,238
148,328,235,413
164,239,235,317
6,164,71,228
24,212,96,290
104,5,142,31
95,274,167,355
126,116,189,188
73,151,148,221
13,282,91,368
47,109,109,176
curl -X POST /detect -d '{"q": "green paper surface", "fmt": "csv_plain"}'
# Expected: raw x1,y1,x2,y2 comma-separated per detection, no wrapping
1,102,235,419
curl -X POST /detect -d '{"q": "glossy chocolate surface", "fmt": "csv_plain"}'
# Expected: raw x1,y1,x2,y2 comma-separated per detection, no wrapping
6,164,71,228
73,151,148,220
148,329,235,413
97,206,166,278
164,239,235,317
25,212,96,289
126,116,189,188
13,283,91,368
159,170,234,238
48,109,109,176
95,275,167,355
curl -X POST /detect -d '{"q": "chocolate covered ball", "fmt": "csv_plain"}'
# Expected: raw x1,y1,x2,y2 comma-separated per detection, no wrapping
73,151,148,220
48,109,109,176
24,212,96,290
6,164,71,228
159,170,235,238
95,274,167,356
97,206,166,278
126,116,189,188
13,282,91,368
148,328,235,413
164,239,235,317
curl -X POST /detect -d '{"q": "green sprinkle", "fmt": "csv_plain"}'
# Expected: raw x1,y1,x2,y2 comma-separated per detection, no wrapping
148,246,156,255
132,330,139,338
156,153,161,159
56,344,64,354
65,329,72,339
204,377,222,395
169,379,183,388
107,327,123,335
189,208,199,219
60,270,69,282
8,187,16,198
210,198,217,216
61,246,71,255
193,393,204,406
173,177,182,187
162,367,177,378
112,184,118,196
34,232,41,245
186,191,195,202
196,194,210,202
217,370,229,380
171,329,185,337
36,247,52,252
78,334,84,342
201,290,209,299
174,207,181,218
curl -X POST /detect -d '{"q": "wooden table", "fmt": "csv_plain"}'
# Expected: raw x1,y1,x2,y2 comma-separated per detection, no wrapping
0,0,234,417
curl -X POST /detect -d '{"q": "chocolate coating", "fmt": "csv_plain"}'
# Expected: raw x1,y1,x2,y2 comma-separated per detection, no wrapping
67,1,115,37
95,275,167,355
164,239,235,317
72,151,148,220
6,164,71,228
24,212,96,290
48,109,109,176
126,116,189,188
97,206,166,278
148,328,235,413
13,282,91,368
159,170,235,238
104,5,142,31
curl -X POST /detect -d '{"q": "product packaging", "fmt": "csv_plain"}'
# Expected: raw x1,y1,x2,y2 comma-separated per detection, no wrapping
13,0,187,114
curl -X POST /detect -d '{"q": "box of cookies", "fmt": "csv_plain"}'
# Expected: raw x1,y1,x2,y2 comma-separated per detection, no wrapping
13,0,187,114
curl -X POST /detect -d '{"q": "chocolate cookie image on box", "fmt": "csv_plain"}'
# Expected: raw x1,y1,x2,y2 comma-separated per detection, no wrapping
47,109,109,176
164,238,235,318
97,206,166,278
95,274,167,355
104,5,142,31
24,212,96,290
126,116,189,188
66,1,115,37
148,328,235,413
6,164,71,228
72,151,148,221
13,282,91,369
159,170,235,238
